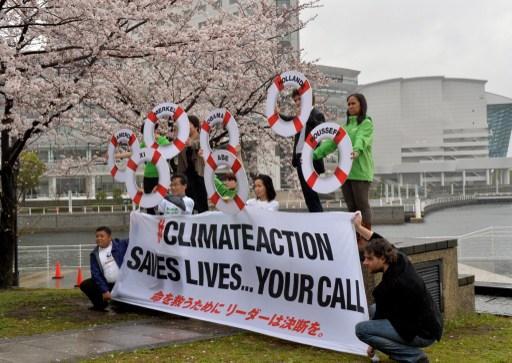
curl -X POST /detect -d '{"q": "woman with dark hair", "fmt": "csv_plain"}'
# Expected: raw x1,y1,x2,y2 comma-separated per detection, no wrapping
314,93,374,244
176,115,209,213
246,174,279,211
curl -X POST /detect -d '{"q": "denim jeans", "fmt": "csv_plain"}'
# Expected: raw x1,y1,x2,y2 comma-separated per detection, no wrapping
356,315,434,362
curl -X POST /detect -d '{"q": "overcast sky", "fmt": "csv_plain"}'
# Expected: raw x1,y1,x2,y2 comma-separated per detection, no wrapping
300,0,512,97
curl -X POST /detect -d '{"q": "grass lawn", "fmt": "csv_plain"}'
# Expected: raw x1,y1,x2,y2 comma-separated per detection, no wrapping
86,312,512,363
0,288,153,338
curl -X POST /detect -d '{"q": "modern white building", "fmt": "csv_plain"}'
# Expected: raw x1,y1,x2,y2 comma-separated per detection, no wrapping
359,77,512,189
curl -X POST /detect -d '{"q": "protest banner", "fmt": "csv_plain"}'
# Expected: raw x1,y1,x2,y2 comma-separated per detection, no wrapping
112,210,368,355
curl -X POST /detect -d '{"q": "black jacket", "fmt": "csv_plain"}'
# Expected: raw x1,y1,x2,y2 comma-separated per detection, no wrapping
373,251,443,342
282,108,326,174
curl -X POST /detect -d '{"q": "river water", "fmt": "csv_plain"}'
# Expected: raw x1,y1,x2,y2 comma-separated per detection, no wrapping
19,203,512,246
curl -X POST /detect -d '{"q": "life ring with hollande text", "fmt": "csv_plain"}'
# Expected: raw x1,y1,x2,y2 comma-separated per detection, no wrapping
124,147,171,208
107,128,141,183
143,102,190,160
265,70,312,137
200,108,240,157
203,149,249,215
301,122,353,194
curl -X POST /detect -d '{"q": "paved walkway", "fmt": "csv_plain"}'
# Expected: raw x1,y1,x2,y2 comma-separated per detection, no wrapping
0,317,238,363
476,295,512,316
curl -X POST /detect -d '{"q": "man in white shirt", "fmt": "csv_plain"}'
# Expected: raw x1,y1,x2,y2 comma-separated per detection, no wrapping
157,174,195,215
80,226,129,311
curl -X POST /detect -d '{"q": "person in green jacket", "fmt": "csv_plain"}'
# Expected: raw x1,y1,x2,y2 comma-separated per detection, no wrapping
313,93,374,240
140,122,170,214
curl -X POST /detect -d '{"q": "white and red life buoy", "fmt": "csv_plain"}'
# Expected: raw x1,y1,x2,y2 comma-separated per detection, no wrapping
200,108,240,157
107,129,141,183
265,70,313,137
301,122,353,194
203,149,249,215
143,102,190,160
124,147,171,208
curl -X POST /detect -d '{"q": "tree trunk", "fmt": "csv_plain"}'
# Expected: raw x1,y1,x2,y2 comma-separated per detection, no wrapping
0,131,18,289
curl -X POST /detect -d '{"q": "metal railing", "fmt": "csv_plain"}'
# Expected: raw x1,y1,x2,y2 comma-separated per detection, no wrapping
18,204,136,215
18,244,95,271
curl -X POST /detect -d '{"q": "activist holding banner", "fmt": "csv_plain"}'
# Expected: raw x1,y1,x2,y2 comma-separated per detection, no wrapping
352,213,443,363
80,226,129,311
157,174,194,216
246,174,279,211
280,89,325,213
314,93,374,245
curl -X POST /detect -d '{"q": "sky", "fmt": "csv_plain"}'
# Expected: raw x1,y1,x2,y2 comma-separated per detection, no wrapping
300,0,512,97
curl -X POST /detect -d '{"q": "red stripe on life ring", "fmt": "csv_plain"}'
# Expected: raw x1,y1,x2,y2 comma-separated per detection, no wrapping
293,117,303,133
333,127,347,145
306,172,318,189
231,159,242,174
110,165,118,177
151,142,158,149
174,106,184,120
305,134,318,149
174,139,186,151
268,113,279,127
151,150,161,165
155,184,168,197
147,112,158,123
234,195,245,210
127,159,138,172
210,192,221,205
201,121,210,132
334,167,348,185
222,111,232,127
133,190,143,205
226,144,237,155
110,136,118,147
128,133,137,146
206,155,217,170
297,80,311,96
273,75,284,91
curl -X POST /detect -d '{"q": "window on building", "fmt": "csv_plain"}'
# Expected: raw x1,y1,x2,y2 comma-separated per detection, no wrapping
276,0,290,6
214,0,222,8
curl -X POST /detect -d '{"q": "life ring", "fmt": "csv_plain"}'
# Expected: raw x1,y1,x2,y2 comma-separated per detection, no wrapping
200,108,240,157
124,147,171,208
107,129,141,183
265,70,313,137
300,122,353,194
143,102,190,160
203,149,249,215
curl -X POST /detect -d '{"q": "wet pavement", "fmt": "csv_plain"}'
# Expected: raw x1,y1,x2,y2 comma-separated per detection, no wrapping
475,295,512,316
0,317,238,363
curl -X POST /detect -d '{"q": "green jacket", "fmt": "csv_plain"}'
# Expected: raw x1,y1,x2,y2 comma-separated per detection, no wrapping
140,136,170,178
214,177,237,199
313,116,374,181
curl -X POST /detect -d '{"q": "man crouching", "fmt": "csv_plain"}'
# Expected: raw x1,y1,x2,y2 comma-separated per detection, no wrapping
353,213,443,363
80,226,128,311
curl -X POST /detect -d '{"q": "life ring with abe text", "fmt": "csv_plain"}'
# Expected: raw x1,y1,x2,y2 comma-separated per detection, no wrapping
124,147,171,208
107,128,141,183
265,70,313,137
200,108,240,157
143,102,190,160
203,150,249,215
301,122,353,194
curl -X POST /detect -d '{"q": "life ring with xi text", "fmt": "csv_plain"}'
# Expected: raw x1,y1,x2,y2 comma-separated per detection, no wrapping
301,122,353,194
265,70,313,137
203,150,249,215
200,108,240,157
107,128,141,183
124,147,171,208
143,102,190,160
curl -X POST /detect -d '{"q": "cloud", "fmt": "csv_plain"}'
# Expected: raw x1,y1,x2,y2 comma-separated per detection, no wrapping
300,0,512,96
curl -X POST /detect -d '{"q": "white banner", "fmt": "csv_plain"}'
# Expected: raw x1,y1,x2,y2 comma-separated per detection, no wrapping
112,210,368,356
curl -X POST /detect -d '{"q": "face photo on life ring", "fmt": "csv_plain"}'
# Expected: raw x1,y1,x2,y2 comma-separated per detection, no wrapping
107,128,141,184
199,108,240,158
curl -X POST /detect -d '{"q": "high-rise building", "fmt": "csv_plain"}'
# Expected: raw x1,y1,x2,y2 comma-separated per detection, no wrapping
487,92,512,158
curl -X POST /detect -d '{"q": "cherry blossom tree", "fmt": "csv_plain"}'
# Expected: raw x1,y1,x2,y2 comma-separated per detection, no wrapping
0,0,323,287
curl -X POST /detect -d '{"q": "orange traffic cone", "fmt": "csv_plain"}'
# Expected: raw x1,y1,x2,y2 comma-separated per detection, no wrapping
52,261,64,279
74,268,83,287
